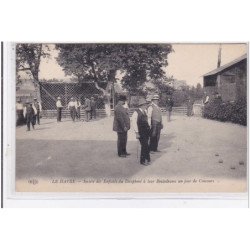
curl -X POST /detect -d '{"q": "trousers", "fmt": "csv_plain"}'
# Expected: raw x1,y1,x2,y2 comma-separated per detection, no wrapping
76,107,81,119
70,107,76,121
85,110,91,121
26,115,35,130
34,110,40,125
117,132,128,156
90,108,96,119
139,135,150,163
57,108,62,122
150,121,162,151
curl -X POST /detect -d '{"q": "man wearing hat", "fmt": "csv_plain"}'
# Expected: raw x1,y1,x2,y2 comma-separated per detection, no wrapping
23,102,37,131
16,98,24,126
90,96,97,120
83,97,91,122
147,94,163,153
56,97,63,122
166,96,174,122
32,98,42,125
75,98,82,120
132,98,151,165
113,95,130,157
68,97,77,122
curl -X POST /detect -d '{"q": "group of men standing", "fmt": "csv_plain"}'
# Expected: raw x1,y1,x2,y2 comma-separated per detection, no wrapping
16,97,42,131
56,96,97,122
113,94,163,166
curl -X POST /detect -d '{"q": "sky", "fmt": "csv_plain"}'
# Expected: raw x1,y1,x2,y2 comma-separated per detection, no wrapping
166,43,247,86
37,43,247,86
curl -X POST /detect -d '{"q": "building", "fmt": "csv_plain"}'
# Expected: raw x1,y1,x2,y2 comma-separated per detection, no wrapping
203,53,247,102
16,79,36,102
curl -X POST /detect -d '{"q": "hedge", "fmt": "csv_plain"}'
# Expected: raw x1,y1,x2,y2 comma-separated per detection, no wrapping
203,98,247,126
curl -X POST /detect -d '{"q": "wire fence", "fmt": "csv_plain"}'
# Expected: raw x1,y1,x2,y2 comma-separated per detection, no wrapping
40,82,106,110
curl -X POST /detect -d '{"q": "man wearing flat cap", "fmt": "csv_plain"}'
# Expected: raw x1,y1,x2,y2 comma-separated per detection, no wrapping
147,94,163,153
113,94,130,158
132,98,151,165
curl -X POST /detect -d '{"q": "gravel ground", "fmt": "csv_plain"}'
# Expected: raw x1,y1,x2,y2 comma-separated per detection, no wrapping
16,115,247,192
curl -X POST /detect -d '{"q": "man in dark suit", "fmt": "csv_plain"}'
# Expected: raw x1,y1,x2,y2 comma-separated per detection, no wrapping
113,95,130,158
23,102,36,131
132,98,151,165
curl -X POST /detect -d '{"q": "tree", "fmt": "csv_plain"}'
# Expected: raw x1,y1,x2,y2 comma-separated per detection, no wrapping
16,44,49,99
120,44,173,94
56,44,173,95
56,44,122,95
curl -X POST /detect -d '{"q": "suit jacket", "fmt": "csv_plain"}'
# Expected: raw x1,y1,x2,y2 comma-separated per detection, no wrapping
113,102,130,133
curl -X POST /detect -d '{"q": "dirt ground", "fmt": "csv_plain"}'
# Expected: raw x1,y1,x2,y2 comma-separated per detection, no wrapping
16,115,247,193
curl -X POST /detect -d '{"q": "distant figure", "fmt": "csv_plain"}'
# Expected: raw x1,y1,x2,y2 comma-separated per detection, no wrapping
103,94,111,117
76,98,81,120
132,98,151,165
23,102,36,131
90,97,97,120
203,92,209,105
187,97,193,116
56,97,63,122
84,97,91,122
68,97,77,122
166,96,174,122
32,98,42,125
147,94,163,153
214,92,222,100
113,95,130,158
16,98,24,126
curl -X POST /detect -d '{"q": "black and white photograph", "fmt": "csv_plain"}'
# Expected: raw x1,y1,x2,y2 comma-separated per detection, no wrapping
12,42,247,193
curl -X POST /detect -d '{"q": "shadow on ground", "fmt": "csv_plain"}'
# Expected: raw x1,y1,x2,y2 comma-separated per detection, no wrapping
16,135,174,180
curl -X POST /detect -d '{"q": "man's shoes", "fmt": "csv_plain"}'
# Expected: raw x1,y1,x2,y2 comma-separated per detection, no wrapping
125,153,131,156
140,162,148,166
118,154,126,158
147,161,151,165
150,150,160,153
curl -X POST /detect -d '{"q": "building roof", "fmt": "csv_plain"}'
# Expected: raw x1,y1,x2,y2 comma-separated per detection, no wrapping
203,53,247,77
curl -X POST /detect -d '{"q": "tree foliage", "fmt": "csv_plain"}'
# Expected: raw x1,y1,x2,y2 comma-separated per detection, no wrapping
16,44,49,84
56,44,173,94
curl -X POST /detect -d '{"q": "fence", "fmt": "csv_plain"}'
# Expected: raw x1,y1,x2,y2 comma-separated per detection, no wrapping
40,82,105,110
41,106,189,119
39,82,190,119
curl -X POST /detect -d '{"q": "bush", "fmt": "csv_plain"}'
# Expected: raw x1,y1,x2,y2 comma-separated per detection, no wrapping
203,98,247,126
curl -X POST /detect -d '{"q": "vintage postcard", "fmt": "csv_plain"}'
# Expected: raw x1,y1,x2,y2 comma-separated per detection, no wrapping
3,42,248,197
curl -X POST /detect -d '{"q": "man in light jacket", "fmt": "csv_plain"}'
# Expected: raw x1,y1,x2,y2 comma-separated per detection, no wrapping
147,94,163,153
56,97,63,122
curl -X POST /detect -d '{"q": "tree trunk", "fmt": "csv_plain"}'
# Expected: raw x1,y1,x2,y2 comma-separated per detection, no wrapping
33,79,42,102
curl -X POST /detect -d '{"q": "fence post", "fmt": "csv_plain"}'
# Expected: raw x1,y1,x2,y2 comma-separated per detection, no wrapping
64,83,68,106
